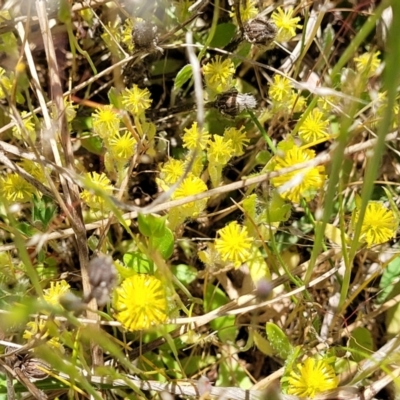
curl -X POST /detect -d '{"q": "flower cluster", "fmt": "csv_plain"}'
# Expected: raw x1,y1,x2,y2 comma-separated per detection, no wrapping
286,357,339,398
80,172,114,212
203,56,236,94
271,7,303,42
113,274,168,331
269,141,326,204
353,201,398,248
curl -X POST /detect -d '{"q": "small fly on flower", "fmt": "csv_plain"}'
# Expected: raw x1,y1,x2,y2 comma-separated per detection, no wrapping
213,88,257,118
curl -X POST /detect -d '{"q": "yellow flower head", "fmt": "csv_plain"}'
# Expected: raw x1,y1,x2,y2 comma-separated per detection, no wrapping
113,274,168,331
92,105,120,139
0,67,13,100
160,158,185,185
269,75,292,103
121,17,135,52
230,0,258,24
12,111,36,142
215,221,253,268
0,173,39,203
208,135,233,165
183,122,210,151
298,108,330,144
19,159,47,184
287,358,339,398
223,126,249,157
203,56,235,93
23,320,64,353
270,144,326,203
108,131,136,161
172,174,208,217
353,201,398,248
80,171,114,211
122,85,152,115
43,280,71,307
354,51,381,78
271,7,302,42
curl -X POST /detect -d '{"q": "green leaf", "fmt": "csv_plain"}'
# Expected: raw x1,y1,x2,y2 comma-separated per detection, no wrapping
348,327,374,362
378,255,400,303
79,132,103,155
205,284,237,342
251,329,274,356
31,196,57,230
171,264,197,285
108,87,122,109
149,225,174,260
123,251,154,274
173,65,192,90
266,322,293,359
138,213,167,237
209,23,236,48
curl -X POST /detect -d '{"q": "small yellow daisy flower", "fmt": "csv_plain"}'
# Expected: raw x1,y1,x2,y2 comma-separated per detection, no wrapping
203,56,235,93
172,174,208,217
80,172,114,211
298,108,330,143
23,320,65,353
223,126,249,157
269,75,292,103
271,7,302,42
121,17,135,52
122,85,152,115
287,358,339,398
19,159,47,184
160,158,185,185
230,0,258,24
43,280,71,307
270,145,326,203
182,122,210,150
354,51,380,78
208,135,233,165
215,221,253,268
0,67,13,100
108,131,136,161
113,274,168,331
92,105,120,139
12,111,36,142
0,173,39,203
353,202,398,248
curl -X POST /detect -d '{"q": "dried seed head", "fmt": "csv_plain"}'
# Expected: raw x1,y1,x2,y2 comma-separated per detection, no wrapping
87,255,117,307
214,88,257,117
243,17,277,46
132,20,161,53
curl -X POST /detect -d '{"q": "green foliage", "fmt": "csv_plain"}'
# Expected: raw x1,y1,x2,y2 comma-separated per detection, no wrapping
266,322,293,360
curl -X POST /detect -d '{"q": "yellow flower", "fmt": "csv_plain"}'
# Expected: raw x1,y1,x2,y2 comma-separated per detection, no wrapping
92,105,120,139
223,126,249,157
290,93,306,113
271,7,302,42
23,320,64,353
354,202,398,248
108,131,136,161
269,75,292,103
203,56,235,93
43,280,71,307
122,85,152,115
113,274,168,331
183,122,210,150
0,173,39,203
354,51,380,78
298,108,330,143
0,67,13,100
208,135,233,165
287,358,339,398
270,144,326,203
12,111,36,142
172,174,208,217
80,172,114,211
230,0,258,24
159,158,185,185
19,159,47,183
215,221,252,268
121,17,135,53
